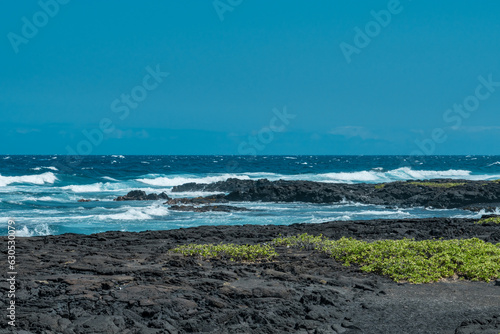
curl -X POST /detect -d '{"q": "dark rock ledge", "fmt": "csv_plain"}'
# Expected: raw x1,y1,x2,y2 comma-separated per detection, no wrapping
114,190,170,201
171,178,500,209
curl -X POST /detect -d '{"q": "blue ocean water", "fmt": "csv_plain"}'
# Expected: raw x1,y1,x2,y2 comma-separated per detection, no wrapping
1,155,500,236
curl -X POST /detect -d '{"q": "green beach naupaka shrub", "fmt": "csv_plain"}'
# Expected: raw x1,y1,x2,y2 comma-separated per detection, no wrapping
171,234,500,284
170,243,278,262
272,233,500,284
475,216,500,224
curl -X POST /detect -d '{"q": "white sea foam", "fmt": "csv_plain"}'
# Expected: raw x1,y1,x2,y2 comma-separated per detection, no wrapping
144,204,170,216
136,174,252,187
99,204,170,220
311,167,474,183
101,176,119,182
56,204,171,221
316,170,382,182
308,216,350,224
100,208,152,220
279,167,500,183
16,223,52,237
61,182,124,193
487,161,500,166
0,172,57,187
351,209,410,216
111,155,125,159
31,166,58,171
453,207,500,219
169,191,226,198
23,196,56,202
134,168,500,188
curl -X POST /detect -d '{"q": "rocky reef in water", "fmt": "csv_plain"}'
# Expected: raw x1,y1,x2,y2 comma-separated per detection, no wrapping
172,178,500,209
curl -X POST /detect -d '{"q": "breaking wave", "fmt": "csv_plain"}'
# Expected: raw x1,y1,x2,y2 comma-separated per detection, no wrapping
0,172,58,187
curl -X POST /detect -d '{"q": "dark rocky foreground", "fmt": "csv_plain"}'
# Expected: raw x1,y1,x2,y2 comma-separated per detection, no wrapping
172,178,500,209
1,217,500,334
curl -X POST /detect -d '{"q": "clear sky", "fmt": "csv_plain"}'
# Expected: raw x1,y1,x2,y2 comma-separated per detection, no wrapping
1,1,499,155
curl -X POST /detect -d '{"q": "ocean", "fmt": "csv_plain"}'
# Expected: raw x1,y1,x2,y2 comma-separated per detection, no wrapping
1,155,500,237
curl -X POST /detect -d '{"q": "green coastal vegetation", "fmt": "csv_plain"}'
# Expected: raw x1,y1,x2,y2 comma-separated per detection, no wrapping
171,243,278,262
272,234,500,283
475,216,500,224
171,233,500,284
374,179,500,190
374,181,467,189
407,181,466,188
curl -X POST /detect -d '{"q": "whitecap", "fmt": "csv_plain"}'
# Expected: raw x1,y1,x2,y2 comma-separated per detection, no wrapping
99,204,169,220
16,223,52,237
307,215,350,224
31,166,58,171
61,182,123,193
101,176,119,182
136,168,500,187
0,172,57,187
169,191,226,198
23,196,56,202
144,204,170,216
453,207,500,219
302,167,494,184
100,208,152,220
136,174,252,187
351,210,410,216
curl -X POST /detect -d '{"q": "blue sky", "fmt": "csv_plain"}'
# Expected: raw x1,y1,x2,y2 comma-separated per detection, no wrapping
1,0,499,155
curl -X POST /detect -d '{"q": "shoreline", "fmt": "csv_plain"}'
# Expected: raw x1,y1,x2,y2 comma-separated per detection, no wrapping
2,217,500,333
169,178,500,209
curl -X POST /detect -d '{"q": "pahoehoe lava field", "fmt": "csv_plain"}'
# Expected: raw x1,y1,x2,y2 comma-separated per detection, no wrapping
2,217,500,334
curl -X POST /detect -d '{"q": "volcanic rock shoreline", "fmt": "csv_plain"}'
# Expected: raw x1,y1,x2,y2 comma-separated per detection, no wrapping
107,178,500,212
2,217,500,334
171,178,500,209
